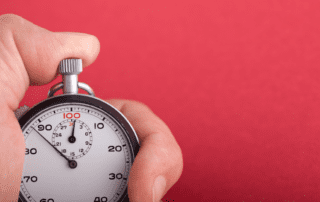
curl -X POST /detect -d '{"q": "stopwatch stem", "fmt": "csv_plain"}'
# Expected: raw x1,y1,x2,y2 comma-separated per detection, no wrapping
63,75,79,94
48,59,96,97
31,126,78,169
59,59,83,95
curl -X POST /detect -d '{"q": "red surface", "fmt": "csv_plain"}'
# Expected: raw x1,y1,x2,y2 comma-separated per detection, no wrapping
2,0,320,201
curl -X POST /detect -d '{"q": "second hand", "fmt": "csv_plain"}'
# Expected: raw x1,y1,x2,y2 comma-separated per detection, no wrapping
31,126,77,169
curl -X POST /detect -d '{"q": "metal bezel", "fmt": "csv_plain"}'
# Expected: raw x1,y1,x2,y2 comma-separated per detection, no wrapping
18,94,140,202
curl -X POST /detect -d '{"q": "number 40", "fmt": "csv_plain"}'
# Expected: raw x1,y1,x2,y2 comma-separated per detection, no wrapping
94,197,107,202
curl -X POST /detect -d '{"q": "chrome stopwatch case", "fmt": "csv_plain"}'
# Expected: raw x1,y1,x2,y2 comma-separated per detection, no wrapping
16,59,140,202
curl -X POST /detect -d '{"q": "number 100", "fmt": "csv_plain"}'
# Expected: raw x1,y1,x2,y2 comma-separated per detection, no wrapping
63,113,81,119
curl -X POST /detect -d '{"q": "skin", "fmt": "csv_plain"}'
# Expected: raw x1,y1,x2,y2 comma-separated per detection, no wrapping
0,14,183,202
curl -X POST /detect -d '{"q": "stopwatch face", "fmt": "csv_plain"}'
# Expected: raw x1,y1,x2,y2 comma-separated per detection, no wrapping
18,94,139,202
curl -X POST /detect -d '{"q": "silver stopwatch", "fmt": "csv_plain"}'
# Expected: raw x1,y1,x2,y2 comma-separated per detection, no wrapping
15,59,140,202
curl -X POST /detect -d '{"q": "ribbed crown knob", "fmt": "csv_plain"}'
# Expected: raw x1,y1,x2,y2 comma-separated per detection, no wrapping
59,59,83,75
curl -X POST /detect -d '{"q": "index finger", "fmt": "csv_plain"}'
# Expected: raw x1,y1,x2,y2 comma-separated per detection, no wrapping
105,99,183,202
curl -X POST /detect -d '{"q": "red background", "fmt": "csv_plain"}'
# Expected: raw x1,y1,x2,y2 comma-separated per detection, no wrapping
2,0,320,201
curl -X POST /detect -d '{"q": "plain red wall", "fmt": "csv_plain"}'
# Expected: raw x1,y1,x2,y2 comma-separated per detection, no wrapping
2,0,320,201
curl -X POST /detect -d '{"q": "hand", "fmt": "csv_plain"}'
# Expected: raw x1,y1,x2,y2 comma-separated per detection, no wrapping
68,120,76,143
0,14,183,202
31,126,78,169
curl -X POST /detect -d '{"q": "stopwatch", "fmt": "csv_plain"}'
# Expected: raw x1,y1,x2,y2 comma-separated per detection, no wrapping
15,59,140,202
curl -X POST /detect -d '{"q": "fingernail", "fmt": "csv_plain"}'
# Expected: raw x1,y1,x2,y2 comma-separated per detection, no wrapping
153,175,166,202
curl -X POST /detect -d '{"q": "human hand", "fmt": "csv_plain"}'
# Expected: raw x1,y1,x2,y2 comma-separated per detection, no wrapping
0,14,183,202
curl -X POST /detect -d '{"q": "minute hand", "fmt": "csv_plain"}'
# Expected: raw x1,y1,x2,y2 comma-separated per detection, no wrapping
68,120,76,143
31,126,77,169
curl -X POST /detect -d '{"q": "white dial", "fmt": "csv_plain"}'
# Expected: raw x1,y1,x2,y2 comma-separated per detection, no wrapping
20,103,133,202
52,119,93,159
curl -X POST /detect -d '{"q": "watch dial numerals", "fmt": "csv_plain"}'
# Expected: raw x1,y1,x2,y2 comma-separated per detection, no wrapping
109,173,123,180
20,100,135,202
63,112,81,119
40,199,55,202
108,145,122,152
25,148,37,155
52,119,92,159
94,123,104,129
38,124,52,131
94,197,108,202
23,176,38,183
53,133,62,137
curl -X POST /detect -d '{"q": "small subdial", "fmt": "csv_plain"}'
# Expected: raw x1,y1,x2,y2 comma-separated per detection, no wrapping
52,119,93,159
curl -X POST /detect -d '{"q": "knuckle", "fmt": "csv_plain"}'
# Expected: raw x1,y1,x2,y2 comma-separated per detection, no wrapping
168,142,184,175
121,99,184,175
160,144,183,184
0,13,23,25
122,99,154,114
162,143,183,171
52,32,67,49
173,145,184,173
128,99,150,110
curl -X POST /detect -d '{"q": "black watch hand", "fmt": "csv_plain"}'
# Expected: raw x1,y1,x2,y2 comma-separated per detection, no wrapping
31,126,77,169
68,120,76,143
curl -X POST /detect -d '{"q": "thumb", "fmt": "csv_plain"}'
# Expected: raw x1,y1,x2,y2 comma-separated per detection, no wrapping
0,13,100,110
0,13,99,202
